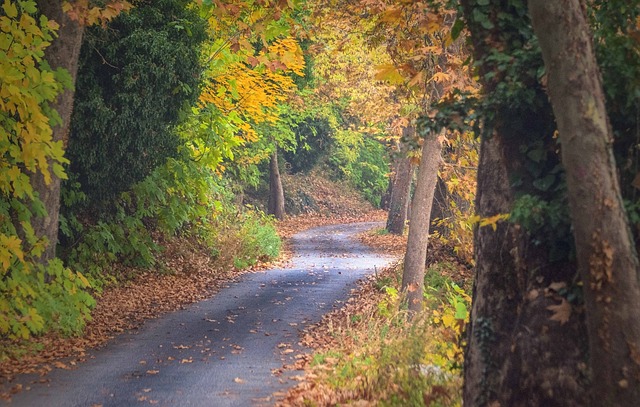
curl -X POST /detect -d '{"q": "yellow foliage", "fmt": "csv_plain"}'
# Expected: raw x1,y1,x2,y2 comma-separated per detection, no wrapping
198,36,304,146
0,1,67,197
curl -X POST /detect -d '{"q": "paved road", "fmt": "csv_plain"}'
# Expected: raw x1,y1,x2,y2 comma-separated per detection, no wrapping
2,222,396,407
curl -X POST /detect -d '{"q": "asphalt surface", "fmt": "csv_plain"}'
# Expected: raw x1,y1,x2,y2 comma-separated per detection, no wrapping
2,222,396,407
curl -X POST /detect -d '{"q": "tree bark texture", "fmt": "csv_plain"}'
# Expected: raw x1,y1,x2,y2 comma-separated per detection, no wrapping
530,1,640,404
32,1,84,262
428,176,449,235
464,126,590,407
268,148,285,220
401,131,442,313
461,1,590,406
386,128,415,235
379,175,392,211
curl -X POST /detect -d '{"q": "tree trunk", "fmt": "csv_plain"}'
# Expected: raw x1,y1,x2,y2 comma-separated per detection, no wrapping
268,147,285,220
462,129,520,406
461,1,590,405
31,1,84,262
530,1,640,404
386,128,414,235
428,176,449,235
401,131,442,313
379,174,393,211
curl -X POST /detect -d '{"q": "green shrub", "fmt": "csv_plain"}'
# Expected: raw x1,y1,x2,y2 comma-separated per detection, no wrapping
60,158,220,287
203,208,281,270
66,0,206,203
0,259,95,340
328,130,389,207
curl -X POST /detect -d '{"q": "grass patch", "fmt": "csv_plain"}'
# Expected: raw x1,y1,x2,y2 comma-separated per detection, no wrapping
281,261,470,406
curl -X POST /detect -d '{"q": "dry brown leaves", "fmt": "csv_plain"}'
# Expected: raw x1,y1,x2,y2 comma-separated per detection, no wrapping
281,169,375,219
277,263,401,407
357,228,407,257
0,235,242,391
0,178,384,400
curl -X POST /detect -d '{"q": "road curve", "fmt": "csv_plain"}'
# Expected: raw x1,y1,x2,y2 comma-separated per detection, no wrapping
1,222,396,407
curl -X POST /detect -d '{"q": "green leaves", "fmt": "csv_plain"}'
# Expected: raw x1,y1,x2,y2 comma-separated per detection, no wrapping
0,0,93,340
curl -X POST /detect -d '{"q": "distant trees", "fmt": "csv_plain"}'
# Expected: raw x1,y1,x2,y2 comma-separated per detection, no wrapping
385,134,413,235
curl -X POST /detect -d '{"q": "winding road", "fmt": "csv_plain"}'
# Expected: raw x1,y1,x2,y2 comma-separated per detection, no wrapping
2,222,396,407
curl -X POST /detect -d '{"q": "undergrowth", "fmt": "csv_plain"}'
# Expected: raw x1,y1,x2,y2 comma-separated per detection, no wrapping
1,158,281,354
285,260,471,406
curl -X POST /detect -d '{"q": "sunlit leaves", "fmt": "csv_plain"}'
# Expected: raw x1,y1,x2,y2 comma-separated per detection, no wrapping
374,64,405,85
0,1,98,340
183,0,305,173
62,0,133,27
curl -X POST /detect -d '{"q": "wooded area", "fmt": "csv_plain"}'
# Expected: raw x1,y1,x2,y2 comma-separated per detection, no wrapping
2,0,640,405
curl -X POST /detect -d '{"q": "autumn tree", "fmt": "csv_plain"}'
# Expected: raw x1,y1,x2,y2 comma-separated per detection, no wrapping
267,145,285,219
529,0,640,404
385,129,414,235
454,0,640,405
0,0,129,339
31,0,131,261
188,0,306,215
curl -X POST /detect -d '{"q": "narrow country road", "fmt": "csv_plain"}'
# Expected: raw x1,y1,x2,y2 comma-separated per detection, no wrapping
2,222,396,407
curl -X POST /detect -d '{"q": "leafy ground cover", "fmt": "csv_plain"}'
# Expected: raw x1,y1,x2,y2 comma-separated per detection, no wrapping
278,230,473,406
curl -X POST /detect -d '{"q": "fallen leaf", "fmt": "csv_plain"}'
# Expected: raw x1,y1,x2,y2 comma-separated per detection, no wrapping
233,377,245,384
548,282,566,292
146,370,160,375
547,299,572,325
53,361,69,369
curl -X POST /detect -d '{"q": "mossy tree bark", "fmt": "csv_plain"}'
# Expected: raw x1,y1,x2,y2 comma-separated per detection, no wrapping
461,1,590,405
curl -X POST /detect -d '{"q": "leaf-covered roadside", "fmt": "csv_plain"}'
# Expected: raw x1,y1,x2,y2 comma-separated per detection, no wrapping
278,230,473,406
0,201,384,401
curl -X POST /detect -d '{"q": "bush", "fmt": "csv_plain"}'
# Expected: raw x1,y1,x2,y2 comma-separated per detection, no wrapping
202,208,281,270
66,0,206,203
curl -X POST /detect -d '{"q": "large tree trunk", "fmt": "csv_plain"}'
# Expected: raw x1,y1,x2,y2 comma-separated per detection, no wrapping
31,1,84,262
462,130,522,406
530,1,640,404
461,1,590,406
428,176,449,235
379,175,392,211
386,128,414,235
401,131,442,313
268,147,285,220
